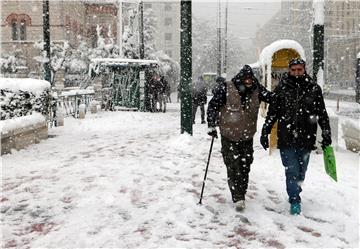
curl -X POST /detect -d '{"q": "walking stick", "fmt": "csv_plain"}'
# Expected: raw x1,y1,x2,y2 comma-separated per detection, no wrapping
198,136,215,205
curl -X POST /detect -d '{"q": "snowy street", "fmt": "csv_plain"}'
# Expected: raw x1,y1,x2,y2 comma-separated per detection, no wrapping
1,100,359,248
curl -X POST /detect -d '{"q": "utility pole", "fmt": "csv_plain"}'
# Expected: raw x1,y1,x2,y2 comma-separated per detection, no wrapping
118,0,123,57
180,0,192,135
42,0,51,84
217,0,222,76
139,1,145,59
223,0,228,76
356,53,360,104
313,0,324,84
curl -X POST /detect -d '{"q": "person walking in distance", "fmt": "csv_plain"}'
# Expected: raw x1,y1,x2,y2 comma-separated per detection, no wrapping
192,76,208,124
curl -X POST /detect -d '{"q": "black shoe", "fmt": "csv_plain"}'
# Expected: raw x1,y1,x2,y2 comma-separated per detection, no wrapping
201,120,206,124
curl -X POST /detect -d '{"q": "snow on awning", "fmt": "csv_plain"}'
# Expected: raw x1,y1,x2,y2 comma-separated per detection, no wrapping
60,89,95,97
89,58,159,76
203,72,217,75
91,58,159,66
0,78,50,95
259,39,306,68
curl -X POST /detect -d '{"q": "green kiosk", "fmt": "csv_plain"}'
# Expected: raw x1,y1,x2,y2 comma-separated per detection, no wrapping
90,58,159,111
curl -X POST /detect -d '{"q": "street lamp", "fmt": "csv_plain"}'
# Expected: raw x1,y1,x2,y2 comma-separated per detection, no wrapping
43,0,51,84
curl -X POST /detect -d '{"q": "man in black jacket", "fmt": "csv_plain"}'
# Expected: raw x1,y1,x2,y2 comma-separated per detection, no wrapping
260,58,332,215
207,65,274,211
192,76,208,124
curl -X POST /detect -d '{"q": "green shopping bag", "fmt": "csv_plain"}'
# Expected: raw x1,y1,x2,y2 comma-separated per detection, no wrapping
323,146,337,182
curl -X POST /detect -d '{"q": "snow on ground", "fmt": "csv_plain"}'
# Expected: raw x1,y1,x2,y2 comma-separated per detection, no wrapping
1,97,359,248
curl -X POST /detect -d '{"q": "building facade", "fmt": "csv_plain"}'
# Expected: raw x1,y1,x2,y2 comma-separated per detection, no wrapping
255,0,360,89
144,1,180,63
1,0,180,87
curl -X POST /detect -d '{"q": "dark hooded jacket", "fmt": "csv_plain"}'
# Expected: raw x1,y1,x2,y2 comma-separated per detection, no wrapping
262,73,331,150
207,67,274,128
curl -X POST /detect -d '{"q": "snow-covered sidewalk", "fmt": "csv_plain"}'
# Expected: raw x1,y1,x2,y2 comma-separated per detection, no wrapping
1,102,359,248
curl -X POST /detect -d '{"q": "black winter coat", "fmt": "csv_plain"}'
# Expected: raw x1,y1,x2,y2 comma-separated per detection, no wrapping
262,73,331,150
192,80,207,105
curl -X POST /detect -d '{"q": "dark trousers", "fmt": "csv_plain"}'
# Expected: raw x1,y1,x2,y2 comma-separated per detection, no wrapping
192,104,205,123
280,148,311,204
221,136,254,202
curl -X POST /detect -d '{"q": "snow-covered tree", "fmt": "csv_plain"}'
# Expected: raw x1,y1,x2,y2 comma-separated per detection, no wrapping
192,18,218,78
123,9,139,59
0,49,26,76
143,8,156,58
34,40,70,85
150,50,180,90
192,17,246,79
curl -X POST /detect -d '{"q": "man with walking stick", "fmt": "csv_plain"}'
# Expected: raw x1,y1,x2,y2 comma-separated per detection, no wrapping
206,65,274,211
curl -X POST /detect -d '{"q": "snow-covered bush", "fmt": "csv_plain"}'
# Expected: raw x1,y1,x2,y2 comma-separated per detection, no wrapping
150,51,180,89
0,78,51,120
0,50,27,76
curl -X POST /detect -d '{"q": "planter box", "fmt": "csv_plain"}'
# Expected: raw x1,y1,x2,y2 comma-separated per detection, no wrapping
1,117,48,155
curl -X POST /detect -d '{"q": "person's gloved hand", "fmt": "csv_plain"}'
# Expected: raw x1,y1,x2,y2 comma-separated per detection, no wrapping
260,134,269,150
321,135,332,149
208,127,218,139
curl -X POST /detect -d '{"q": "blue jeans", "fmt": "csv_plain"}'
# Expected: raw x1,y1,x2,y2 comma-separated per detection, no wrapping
280,148,311,204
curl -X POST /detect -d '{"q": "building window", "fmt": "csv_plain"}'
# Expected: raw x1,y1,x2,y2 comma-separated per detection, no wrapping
165,17,172,26
7,14,31,41
353,19,355,32
20,21,26,40
165,3,172,11
144,3,152,9
12,21,18,40
165,33,172,41
165,50,172,57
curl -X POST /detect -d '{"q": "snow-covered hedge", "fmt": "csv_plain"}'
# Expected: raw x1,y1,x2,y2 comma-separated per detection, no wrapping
0,78,51,120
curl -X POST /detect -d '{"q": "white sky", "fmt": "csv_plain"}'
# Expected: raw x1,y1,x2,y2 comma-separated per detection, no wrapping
193,1,281,40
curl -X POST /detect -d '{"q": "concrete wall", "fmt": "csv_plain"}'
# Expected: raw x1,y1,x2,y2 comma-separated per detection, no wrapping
1,120,48,155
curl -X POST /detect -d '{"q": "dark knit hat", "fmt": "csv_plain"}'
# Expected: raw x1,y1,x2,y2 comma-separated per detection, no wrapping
289,58,306,68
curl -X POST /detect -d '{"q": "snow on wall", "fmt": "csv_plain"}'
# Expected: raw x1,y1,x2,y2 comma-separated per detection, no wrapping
0,78,50,95
313,0,325,25
0,112,45,134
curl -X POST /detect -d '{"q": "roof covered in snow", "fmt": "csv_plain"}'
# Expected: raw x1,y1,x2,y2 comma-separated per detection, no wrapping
91,58,159,66
60,89,95,97
203,72,217,75
0,78,50,94
259,40,306,67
